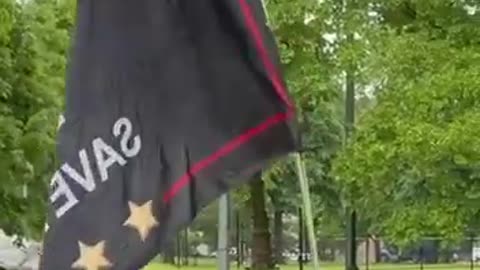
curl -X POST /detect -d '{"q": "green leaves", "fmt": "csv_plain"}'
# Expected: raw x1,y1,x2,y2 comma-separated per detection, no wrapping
253,0,345,237
332,0,480,244
0,0,72,239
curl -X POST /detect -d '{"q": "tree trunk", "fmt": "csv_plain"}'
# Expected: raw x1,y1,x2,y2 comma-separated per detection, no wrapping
273,209,285,264
249,174,274,270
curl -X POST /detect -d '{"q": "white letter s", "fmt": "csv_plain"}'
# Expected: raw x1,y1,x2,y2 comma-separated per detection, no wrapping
113,117,142,158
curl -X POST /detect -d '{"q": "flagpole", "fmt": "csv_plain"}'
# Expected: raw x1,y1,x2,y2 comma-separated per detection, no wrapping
217,193,230,270
294,153,320,270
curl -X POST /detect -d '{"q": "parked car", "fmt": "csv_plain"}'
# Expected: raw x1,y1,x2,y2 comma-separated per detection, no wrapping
380,248,399,262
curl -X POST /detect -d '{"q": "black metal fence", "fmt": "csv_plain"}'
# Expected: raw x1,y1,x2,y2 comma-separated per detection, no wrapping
156,209,479,270
161,233,480,270
297,236,480,270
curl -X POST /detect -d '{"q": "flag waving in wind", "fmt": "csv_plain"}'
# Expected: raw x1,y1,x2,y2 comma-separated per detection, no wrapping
40,0,298,268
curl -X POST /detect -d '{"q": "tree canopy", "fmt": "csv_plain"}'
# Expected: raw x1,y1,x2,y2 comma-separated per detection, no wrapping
333,0,480,245
0,0,72,239
0,0,479,262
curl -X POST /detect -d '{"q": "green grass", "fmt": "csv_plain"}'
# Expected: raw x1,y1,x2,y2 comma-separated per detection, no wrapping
144,262,478,270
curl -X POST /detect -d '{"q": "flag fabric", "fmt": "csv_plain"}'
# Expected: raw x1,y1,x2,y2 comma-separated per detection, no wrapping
40,0,298,268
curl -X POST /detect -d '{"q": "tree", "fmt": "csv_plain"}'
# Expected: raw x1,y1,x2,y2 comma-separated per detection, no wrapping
333,0,480,246
249,174,275,270
0,0,73,239
234,1,351,267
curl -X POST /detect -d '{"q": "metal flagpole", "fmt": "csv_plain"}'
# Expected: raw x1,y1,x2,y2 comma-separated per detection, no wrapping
217,0,269,268
295,153,321,270
217,193,230,270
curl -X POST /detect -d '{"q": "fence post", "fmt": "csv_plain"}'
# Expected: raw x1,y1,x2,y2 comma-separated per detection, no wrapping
298,207,304,270
176,233,181,268
236,210,241,269
419,246,424,270
366,236,369,270
471,235,475,270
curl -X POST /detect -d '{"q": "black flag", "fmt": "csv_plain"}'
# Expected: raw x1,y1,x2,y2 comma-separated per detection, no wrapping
40,0,298,268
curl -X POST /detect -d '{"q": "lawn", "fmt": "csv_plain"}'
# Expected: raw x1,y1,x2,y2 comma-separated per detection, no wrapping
144,262,478,270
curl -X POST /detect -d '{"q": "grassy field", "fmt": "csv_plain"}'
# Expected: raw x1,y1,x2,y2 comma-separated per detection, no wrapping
144,262,478,270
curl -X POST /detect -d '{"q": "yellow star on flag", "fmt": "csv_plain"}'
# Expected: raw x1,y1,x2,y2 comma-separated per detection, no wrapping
123,200,159,241
72,241,112,270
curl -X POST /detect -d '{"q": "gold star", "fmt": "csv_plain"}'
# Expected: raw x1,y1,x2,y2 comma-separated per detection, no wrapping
72,241,112,270
123,200,158,241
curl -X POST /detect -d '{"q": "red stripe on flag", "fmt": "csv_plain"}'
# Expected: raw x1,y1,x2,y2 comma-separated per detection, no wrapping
237,0,294,109
162,111,291,203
